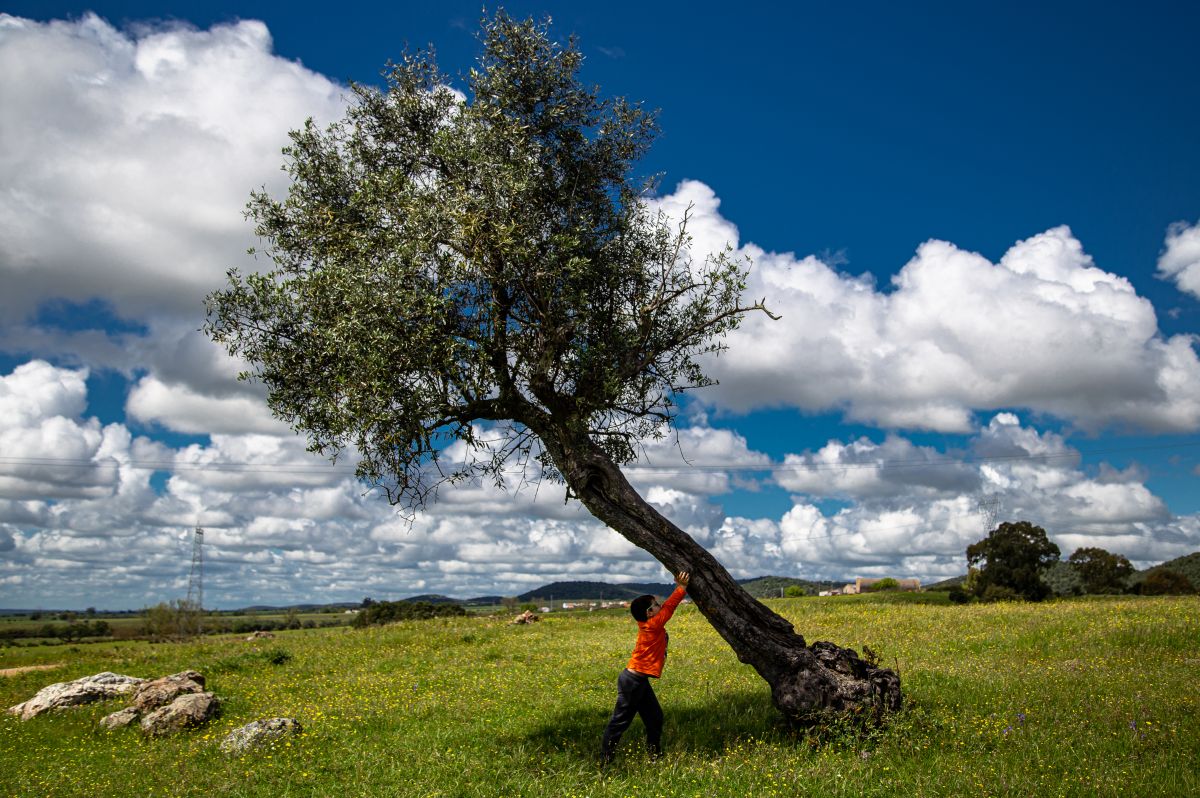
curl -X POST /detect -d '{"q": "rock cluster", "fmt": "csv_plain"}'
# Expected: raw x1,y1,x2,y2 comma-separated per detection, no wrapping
7,672,145,720
6,669,220,735
509,610,540,625
103,670,220,735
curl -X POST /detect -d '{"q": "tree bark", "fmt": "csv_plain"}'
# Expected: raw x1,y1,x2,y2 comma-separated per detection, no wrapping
540,425,902,722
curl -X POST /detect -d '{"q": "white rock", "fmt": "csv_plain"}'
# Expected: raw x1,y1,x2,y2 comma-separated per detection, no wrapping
99,707,140,730
7,672,146,721
220,717,303,754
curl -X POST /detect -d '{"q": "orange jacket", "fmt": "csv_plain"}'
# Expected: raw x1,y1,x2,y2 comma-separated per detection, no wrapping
626,586,687,678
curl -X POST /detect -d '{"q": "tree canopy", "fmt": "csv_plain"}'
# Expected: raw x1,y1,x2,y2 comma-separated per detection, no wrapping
1135,569,1196,595
1067,546,1134,594
205,10,901,723
966,521,1061,602
206,11,769,510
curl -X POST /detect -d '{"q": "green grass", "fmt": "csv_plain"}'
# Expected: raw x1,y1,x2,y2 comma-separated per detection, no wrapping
1,595,1196,797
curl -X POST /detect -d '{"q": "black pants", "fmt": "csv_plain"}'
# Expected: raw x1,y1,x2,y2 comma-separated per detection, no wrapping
601,669,663,760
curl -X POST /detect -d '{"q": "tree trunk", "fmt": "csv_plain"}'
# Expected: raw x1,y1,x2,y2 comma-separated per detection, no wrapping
541,426,902,722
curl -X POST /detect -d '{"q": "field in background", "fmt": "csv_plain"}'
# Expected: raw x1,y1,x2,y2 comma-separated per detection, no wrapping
1,594,1196,797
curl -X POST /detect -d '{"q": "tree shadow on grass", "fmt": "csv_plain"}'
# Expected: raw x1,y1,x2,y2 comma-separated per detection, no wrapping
515,686,800,763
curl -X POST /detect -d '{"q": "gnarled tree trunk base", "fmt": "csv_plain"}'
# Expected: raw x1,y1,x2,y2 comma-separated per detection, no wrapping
770,640,902,724
544,429,904,727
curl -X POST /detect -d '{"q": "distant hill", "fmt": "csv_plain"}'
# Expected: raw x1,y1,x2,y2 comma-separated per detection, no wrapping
516,581,673,602
513,576,849,602
463,595,504,606
1129,551,1200,589
738,576,844,597
398,594,461,605
241,602,360,612
925,575,966,591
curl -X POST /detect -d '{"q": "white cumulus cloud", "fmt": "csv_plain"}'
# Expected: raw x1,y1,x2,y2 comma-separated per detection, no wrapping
127,375,290,436
0,13,346,323
0,361,122,499
658,180,1200,433
1158,220,1200,299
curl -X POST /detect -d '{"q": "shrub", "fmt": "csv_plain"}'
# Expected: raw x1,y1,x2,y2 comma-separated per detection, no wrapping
1136,569,1196,596
980,584,1023,603
265,648,293,665
141,599,204,641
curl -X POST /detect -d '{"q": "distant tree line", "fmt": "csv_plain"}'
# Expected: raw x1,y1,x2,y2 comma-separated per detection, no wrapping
139,602,347,641
0,620,111,642
947,521,1197,604
351,601,467,628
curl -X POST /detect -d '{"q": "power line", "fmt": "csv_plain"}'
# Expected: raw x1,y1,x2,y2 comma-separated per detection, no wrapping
0,438,1195,477
624,438,1200,473
0,455,354,474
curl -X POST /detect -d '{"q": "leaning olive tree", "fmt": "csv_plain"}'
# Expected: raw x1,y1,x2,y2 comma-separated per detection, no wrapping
206,12,900,722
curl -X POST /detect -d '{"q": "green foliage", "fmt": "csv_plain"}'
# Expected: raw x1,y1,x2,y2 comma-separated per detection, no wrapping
1135,569,1196,595
864,578,900,592
265,647,293,666
962,566,982,596
210,647,293,674
1068,547,1135,594
946,586,971,604
204,10,767,511
1041,560,1084,596
140,600,204,641
966,521,1061,602
980,584,1023,603
350,600,467,628
784,586,806,598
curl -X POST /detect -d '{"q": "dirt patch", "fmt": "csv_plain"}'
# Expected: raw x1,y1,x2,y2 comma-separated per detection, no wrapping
0,664,63,677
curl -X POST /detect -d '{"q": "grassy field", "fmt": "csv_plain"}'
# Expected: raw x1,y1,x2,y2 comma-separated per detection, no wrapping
1,593,1196,797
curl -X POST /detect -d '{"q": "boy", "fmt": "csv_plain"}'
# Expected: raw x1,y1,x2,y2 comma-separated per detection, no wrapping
600,570,690,765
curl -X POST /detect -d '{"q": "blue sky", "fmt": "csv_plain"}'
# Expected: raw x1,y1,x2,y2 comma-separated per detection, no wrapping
2,1,1198,609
